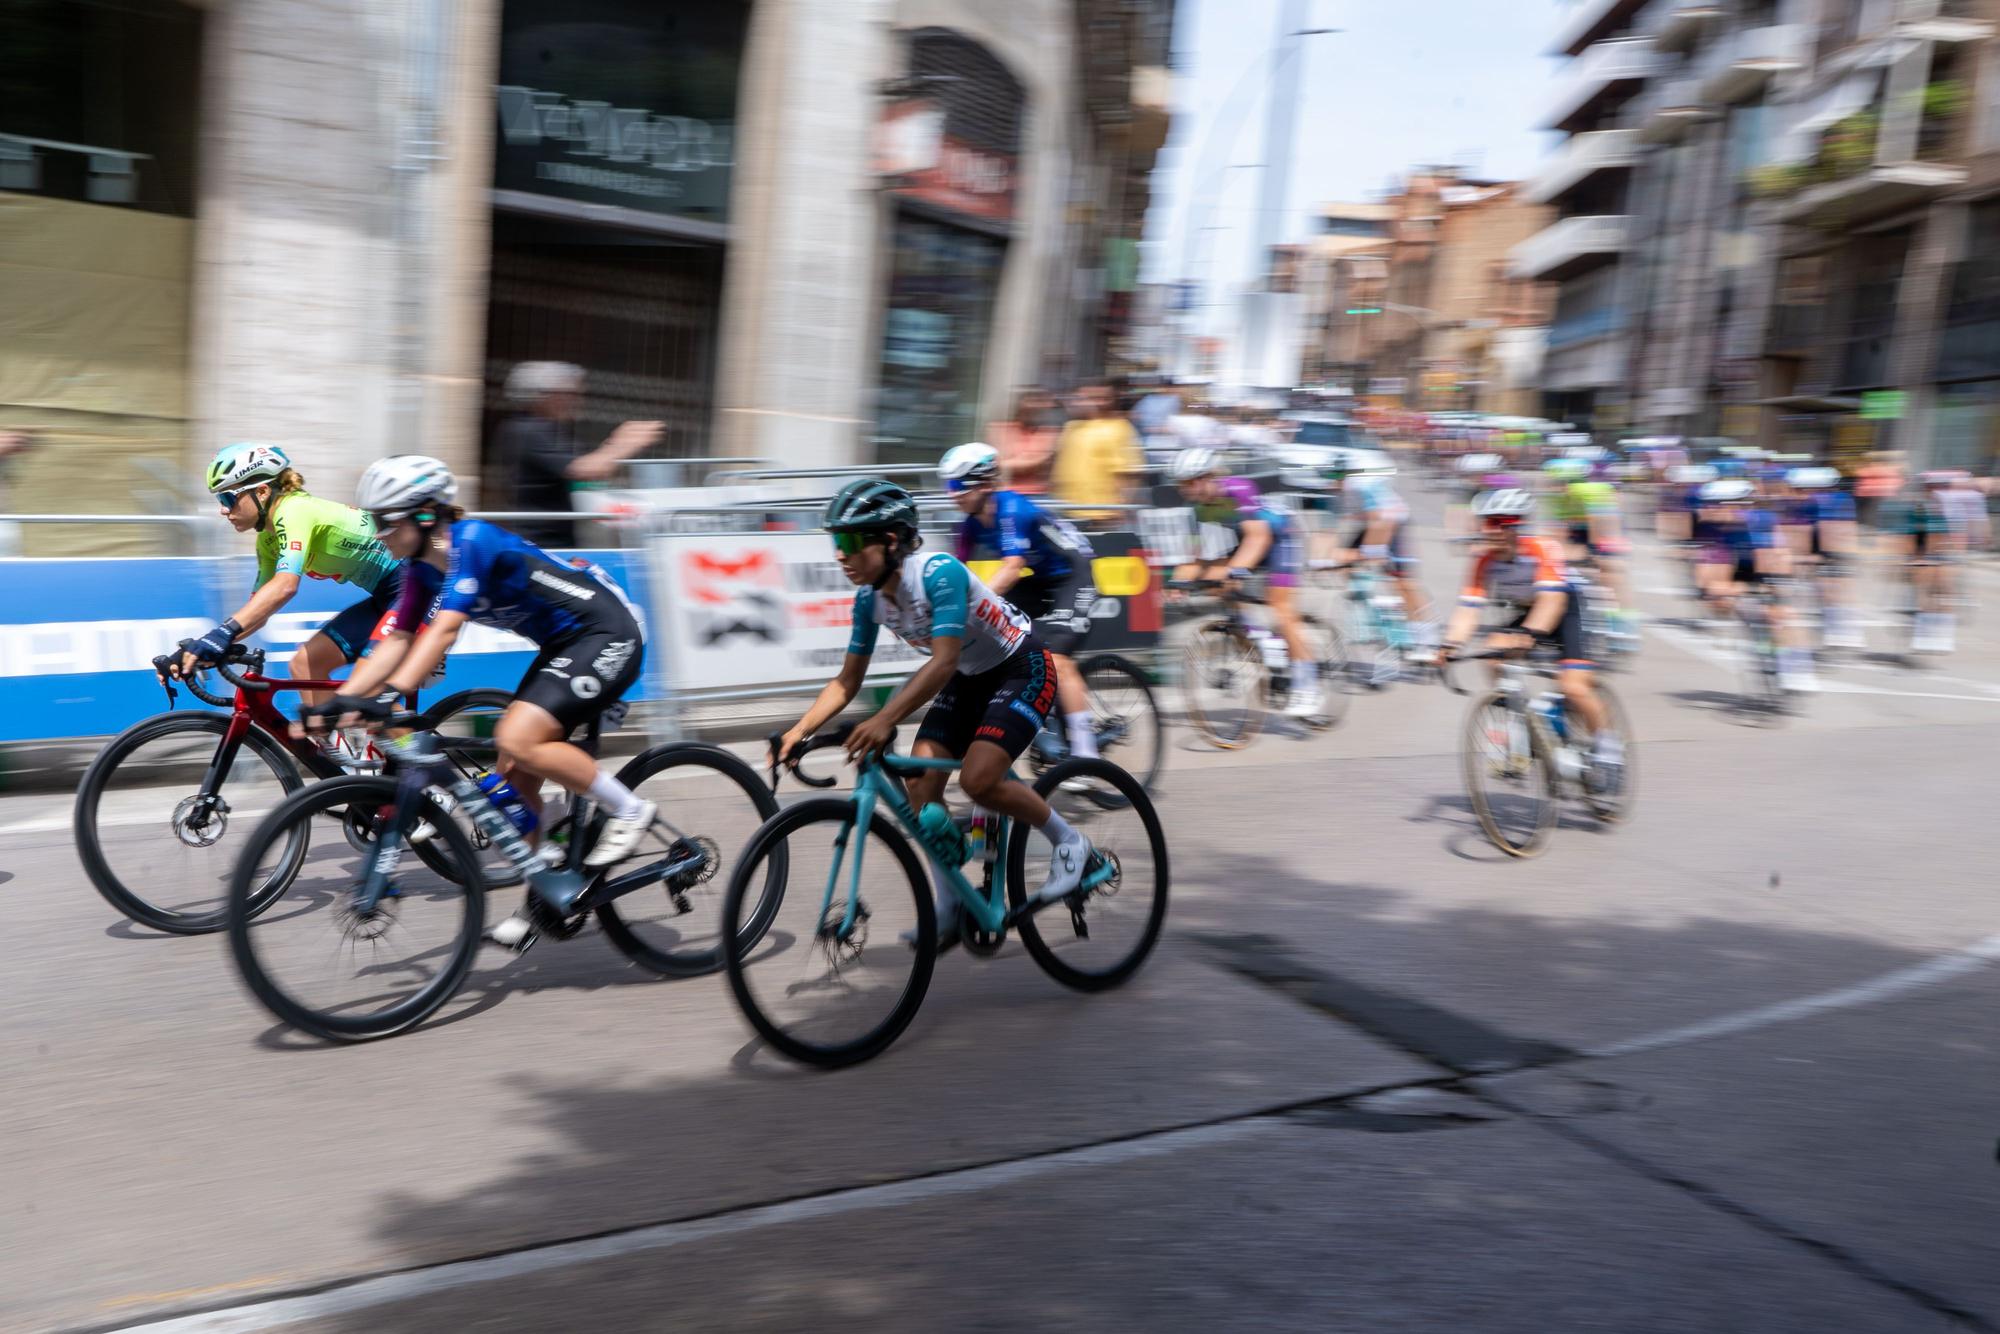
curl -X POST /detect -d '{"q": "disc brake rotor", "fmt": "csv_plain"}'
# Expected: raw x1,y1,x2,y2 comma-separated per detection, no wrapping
171,795,228,848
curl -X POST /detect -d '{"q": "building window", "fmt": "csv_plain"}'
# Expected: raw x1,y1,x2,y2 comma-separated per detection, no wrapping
875,212,1007,460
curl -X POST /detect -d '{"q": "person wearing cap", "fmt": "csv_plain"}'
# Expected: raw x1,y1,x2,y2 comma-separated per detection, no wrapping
488,361,664,548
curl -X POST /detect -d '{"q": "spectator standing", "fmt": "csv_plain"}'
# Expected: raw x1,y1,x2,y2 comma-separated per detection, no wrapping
488,361,663,548
987,387,1060,495
1053,382,1144,523
1854,451,1903,533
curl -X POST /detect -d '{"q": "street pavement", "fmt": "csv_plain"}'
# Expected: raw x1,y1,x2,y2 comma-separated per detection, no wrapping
6,487,2000,1333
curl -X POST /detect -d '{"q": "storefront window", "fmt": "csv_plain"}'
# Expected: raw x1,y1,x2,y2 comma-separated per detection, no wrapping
874,212,1006,461
1934,382,2000,474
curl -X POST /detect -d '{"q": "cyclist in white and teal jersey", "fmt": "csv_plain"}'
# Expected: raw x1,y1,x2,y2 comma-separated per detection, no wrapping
776,479,1098,947
165,443,411,711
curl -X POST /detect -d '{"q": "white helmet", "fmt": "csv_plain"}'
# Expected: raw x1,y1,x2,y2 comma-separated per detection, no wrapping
1457,452,1502,474
1473,488,1535,521
1699,478,1755,504
938,442,1001,490
207,442,291,495
356,454,458,515
1171,447,1220,482
1668,464,1717,486
1786,466,1840,490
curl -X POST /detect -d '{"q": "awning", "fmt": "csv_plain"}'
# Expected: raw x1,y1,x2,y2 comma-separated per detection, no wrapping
1756,394,1862,412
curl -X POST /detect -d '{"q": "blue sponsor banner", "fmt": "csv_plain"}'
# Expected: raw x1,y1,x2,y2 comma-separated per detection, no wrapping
0,549,653,743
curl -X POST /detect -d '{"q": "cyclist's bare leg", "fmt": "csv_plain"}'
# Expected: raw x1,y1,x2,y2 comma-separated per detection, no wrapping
290,632,346,710
905,738,952,811
958,739,1050,829
492,701,604,827
1267,582,1311,663
1558,666,1609,737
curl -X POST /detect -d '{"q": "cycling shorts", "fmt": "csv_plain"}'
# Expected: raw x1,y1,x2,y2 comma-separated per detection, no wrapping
1503,585,1589,669
1011,569,1096,657
917,641,1058,761
1343,519,1414,571
319,565,414,663
515,626,645,733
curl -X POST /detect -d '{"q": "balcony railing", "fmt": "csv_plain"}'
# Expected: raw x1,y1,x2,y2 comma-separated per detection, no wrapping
1700,24,1806,105
1523,129,1640,205
1551,0,1649,57
1543,38,1660,134
1546,306,1627,350
1622,76,1712,143
1509,215,1631,281
1650,3,1723,54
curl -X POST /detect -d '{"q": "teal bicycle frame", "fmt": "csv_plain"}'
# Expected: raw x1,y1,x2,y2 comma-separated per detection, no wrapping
1347,566,1413,653
819,750,1112,940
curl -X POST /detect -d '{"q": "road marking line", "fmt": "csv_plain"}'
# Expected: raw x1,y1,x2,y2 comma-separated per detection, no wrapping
1649,624,2000,704
1588,933,2000,1060
107,1118,1274,1333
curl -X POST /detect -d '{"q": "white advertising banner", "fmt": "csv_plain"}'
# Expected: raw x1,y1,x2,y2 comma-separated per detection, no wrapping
649,532,924,691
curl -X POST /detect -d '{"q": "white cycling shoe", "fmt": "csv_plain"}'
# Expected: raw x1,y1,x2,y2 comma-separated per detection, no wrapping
585,799,658,868
1035,837,1095,903
1285,687,1324,718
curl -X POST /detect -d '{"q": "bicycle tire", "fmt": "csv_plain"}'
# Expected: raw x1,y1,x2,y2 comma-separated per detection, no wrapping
1299,614,1353,730
1461,693,1558,859
1181,621,1265,750
1577,682,1636,825
721,798,935,1069
408,688,523,887
1076,653,1164,806
74,711,306,934
1009,759,1169,991
595,743,782,976
227,775,482,1042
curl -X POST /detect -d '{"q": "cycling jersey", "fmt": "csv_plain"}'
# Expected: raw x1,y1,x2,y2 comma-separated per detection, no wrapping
1707,507,1780,559
404,517,642,646
848,551,1032,676
1194,477,1302,585
255,493,397,593
1554,480,1617,523
1349,474,1410,525
1801,490,1857,526
955,489,1093,582
1461,535,1570,613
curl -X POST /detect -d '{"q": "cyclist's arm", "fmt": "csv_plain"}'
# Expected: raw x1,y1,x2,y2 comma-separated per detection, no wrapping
338,631,413,699
1443,558,1489,647
1520,588,1567,637
871,634,960,728
383,610,465,697
223,572,301,636
1360,510,1395,553
986,555,1029,596
1231,517,1273,570
784,652,869,758
872,555,972,726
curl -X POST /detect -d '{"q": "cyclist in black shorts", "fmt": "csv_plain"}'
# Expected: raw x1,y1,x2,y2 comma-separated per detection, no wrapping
301,455,653,949
940,442,1101,758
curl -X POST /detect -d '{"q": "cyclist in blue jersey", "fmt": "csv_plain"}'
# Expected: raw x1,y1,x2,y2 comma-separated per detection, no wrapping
1694,478,1817,691
1782,467,1862,649
939,442,1100,759
301,456,654,946
1167,447,1321,717
1341,462,1438,657
776,479,1099,946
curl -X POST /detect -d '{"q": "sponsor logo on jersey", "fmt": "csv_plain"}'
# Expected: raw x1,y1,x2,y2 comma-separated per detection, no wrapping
530,568,598,601
289,541,303,551
592,639,637,677
455,577,479,595
571,675,602,699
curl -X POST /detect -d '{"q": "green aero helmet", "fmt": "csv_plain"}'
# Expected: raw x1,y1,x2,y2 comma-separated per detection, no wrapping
823,478,919,537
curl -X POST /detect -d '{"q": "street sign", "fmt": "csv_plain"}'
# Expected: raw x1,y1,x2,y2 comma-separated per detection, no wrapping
1860,390,1907,421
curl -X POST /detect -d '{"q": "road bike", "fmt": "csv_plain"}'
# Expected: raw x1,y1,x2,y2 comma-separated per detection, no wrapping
1174,579,1349,749
1024,651,1164,806
225,712,780,1041
73,644,510,935
1731,585,1794,719
1341,565,1421,689
1444,649,1635,858
719,722,1168,1068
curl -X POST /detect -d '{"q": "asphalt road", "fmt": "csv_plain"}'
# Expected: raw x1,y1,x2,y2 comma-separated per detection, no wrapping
7,489,2000,1333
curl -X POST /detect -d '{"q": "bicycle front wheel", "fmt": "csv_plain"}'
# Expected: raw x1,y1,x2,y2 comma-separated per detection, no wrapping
1077,653,1164,804
1577,683,1636,825
722,799,934,1068
1009,759,1169,991
228,776,483,1042
1299,614,1353,730
1461,695,1557,859
595,743,782,976
74,711,304,934
1181,621,1264,750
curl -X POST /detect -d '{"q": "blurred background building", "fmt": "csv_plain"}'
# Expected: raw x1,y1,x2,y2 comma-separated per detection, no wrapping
0,0,1172,552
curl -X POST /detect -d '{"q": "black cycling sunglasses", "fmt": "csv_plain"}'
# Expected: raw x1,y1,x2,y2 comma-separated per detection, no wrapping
216,489,244,510
831,531,883,557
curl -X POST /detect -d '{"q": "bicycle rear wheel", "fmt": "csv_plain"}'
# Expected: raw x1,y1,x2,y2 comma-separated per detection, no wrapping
721,799,934,1068
1076,654,1164,805
1461,695,1557,859
594,743,782,976
1299,614,1353,730
1009,759,1169,991
228,776,482,1042
1181,621,1264,750
74,712,305,934
1576,683,1636,825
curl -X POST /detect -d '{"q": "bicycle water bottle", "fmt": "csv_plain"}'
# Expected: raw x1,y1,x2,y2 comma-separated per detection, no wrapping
917,802,969,867
476,770,539,836
1246,625,1289,671
1532,693,1568,741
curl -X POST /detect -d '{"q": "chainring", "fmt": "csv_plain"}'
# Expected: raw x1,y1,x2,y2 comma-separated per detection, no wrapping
961,921,1007,956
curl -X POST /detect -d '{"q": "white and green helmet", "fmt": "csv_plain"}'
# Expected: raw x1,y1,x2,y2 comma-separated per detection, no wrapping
207,442,291,495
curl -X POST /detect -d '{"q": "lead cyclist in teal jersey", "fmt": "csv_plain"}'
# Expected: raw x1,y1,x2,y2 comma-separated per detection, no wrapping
776,479,1099,946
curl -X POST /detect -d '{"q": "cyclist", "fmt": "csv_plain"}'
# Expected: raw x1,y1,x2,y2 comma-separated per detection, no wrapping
1343,462,1438,659
940,442,1099,760
1883,472,1962,654
1548,457,1634,634
301,455,653,948
1784,466,1862,650
775,479,1099,947
1168,447,1321,717
166,443,403,721
1442,489,1621,785
1694,477,1817,691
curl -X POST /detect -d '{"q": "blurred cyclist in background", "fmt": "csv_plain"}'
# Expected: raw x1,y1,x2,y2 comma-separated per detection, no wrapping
1545,456,1633,631
941,442,1099,759
1343,461,1438,660
1695,478,1818,691
1783,467,1862,650
1170,447,1321,718
167,443,402,724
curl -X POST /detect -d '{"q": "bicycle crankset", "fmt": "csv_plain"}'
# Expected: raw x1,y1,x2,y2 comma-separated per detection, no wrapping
961,920,1007,957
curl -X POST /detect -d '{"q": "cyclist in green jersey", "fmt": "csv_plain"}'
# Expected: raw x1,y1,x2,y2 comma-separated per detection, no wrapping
1546,457,1633,630
165,443,403,708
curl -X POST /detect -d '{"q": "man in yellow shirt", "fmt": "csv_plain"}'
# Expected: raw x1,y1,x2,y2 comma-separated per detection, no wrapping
1053,383,1144,522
